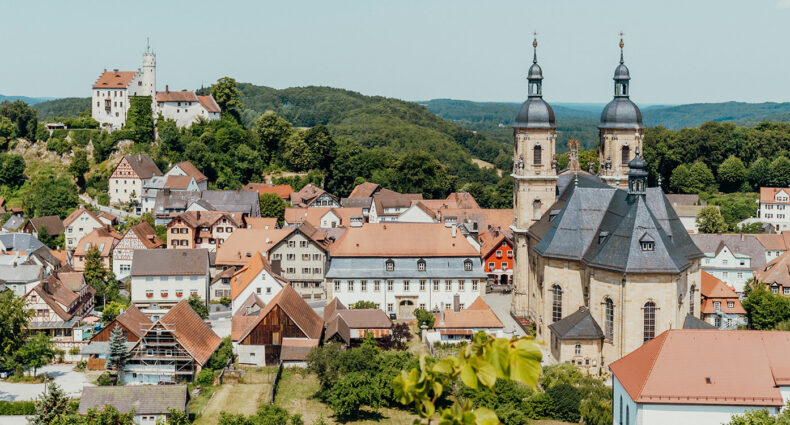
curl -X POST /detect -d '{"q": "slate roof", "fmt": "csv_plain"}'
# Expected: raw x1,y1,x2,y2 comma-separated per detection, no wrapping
0,233,45,252
547,306,604,340
2,215,26,232
691,234,766,269
0,264,43,282
200,190,261,217
131,248,208,276
79,385,188,415
530,175,702,274
154,190,202,213
682,314,716,329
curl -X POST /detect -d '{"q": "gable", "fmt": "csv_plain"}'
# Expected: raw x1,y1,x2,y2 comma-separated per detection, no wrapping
776,190,789,202
241,304,308,345
111,158,140,179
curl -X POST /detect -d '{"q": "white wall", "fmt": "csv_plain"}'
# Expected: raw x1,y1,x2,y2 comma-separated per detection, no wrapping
398,206,436,223
65,212,104,250
237,344,266,366
156,101,212,128
131,274,209,305
231,270,283,315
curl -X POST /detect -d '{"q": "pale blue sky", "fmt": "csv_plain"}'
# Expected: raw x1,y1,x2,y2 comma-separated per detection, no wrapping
1,0,788,104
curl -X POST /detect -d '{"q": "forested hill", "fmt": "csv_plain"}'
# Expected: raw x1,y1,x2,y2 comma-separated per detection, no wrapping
0,95,53,105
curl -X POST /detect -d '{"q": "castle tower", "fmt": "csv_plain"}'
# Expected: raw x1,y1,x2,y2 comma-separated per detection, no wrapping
511,35,557,316
141,39,156,97
598,34,644,188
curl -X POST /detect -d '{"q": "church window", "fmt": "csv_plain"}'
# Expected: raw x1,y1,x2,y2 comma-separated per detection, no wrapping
605,298,614,341
621,145,630,165
574,344,581,355
689,285,695,316
552,285,562,323
626,406,629,425
533,145,542,165
643,301,656,342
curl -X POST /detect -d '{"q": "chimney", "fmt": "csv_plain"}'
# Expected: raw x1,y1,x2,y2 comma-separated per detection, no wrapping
270,259,282,276
166,85,169,93
451,224,457,238
453,294,460,312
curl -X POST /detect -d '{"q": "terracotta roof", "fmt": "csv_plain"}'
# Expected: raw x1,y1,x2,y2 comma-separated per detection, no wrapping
348,182,381,198
434,298,504,329
438,208,514,231
284,207,363,227
120,154,163,180
245,217,279,230
28,216,64,236
330,223,479,257
754,250,790,288
280,338,319,361
290,184,337,207
79,385,188,415
233,292,265,317
761,187,790,205
63,206,103,227
168,211,245,230
58,272,85,292
323,297,346,321
415,193,479,212
111,305,152,340
468,297,492,310
231,314,260,341
130,249,208,276
478,227,512,259
156,300,221,365
164,175,194,190
243,183,293,200
665,194,703,207
701,271,739,299
173,161,208,183
238,285,324,342
755,232,790,251
610,330,790,407
93,71,137,89
74,227,122,257
127,222,164,249
198,95,221,114
50,250,68,265
374,192,423,213
230,252,287,301
156,90,199,103
215,228,293,266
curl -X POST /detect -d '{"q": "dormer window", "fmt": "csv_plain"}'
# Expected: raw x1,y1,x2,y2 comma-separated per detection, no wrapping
464,259,473,271
417,259,426,272
598,231,609,245
385,259,394,272
640,233,655,252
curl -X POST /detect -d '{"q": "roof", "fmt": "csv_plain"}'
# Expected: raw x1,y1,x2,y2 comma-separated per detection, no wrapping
672,204,709,219
130,248,208,276
110,305,152,339
691,234,766,268
280,338,319,361
231,314,260,341
156,300,221,365
63,206,103,227
665,194,702,207
28,216,64,236
200,190,261,216
170,161,207,183
609,330,790,407
284,207,363,227
245,217,279,230
434,298,504,329
330,223,479,257
93,71,137,89
198,95,221,114
2,215,26,231
74,227,122,257
156,90,199,103
479,227,512,259
164,175,194,190
682,314,716,329
230,252,287,300
373,192,423,213
0,264,42,282
169,210,245,230
324,308,392,344
243,183,293,199
79,385,188,415
233,292,265,317
547,306,605,340
599,97,644,130
126,222,164,249
341,197,373,209
348,182,381,198
238,285,324,342
154,190,202,213
29,278,79,321
514,97,555,129
756,231,790,251
215,228,293,266
761,187,790,205
438,208,514,232
755,250,790,288
291,184,337,207
123,154,163,180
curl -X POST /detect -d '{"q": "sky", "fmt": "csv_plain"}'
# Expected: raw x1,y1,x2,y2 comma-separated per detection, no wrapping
1,0,789,104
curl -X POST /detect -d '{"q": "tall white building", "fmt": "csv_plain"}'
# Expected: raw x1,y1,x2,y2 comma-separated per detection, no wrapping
759,187,790,232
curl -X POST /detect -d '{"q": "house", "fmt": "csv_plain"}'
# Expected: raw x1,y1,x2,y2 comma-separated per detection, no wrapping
166,211,245,250
165,161,209,190
0,233,45,253
2,214,27,233
83,305,152,370
290,184,340,208
22,216,65,239
547,306,604,373
79,385,189,425
130,248,210,318
417,192,481,212
672,204,715,234
430,296,505,343
0,263,44,297
755,231,790,263
125,299,221,384
758,187,790,232
210,267,236,300
348,182,384,199
199,190,261,217
323,298,392,346
230,252,288,315
113,222,165,280
63,206,106,250
109,154,163,211
91,59,154,131
155,87,221,128
368,192,424,223
326,223,487,319
152,190,202,223
691,234,766,293
478,226,513,286
665,194,705,207
234,285,323,366
610,330,790,425
284,207,364,228
754,250,790,297
437,208,514,237
243,183,293,200
72,227,123,272
700,271,747,329
245,217,279,230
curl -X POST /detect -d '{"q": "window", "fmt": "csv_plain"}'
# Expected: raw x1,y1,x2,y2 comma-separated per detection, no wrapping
334,281,340,292
419,303,426,310
464,259,473,271
689,285,695,316
722,259,728,265
507,250,513,258
387,280,394,291
533,145,542,165
266,287,272,295
472,280,478,291
784,288,790,295
640,240,655,251
256,287,261,294
313,267,321,274
386,259,394,271
420,280,426,291
145,276,154,282
417,259,426,271
300,240,308,248
488,262,495,270
387,303,394,312
714,316,721,327
302,267,310,274
302,254,310,261
643,301,656,342
574,344,581,356
313,254,321,261
445,280,452,291
361,281,367,292
190,290,198,297
727,301,734,308
605,298,614,341
348,281,354,291
433,280,439,291
374,280,381,292
621,145,630,164
288,240,295,247
714,301,721,311
459,280,465,291
496,250,502,258
501,262,508,270
404,280,410,291
737,272,743,279
552,285,562,323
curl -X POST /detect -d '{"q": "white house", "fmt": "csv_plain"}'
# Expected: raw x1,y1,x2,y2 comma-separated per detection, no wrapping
79,385,188,425
109,154,163,211
325,223,486,319
90,48,155,130
155,87,221,128
229,252,288,315
610,329,790,425
165,161,209,191
130,248,210,319
112,222,164,280
759,187,790,232
691,234,765,293
63,206,106,251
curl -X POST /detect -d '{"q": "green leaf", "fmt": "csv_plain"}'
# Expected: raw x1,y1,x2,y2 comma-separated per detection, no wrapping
432,358,454,375
419,398,436,418
459,363,478,389
473,358,497,389
474,407,501,425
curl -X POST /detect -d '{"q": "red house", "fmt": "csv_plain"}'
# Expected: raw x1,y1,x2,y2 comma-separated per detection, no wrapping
479,226,513,285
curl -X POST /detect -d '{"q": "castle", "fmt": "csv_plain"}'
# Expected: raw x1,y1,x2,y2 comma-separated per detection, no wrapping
91,44,220,130
510,36,704,371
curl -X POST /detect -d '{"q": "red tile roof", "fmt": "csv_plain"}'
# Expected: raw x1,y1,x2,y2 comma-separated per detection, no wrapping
755,232,790,251
754,251,790,289
243,183,293,200
760,187,790,205
330,223,479,257
434,298,504,329
348,182,381,198
63,206,103,227
164,175,193,190
237,286,323,342
156,90,199,103
127,222,165,249
244,217,279,230
93,71,137,89
610,330,790,407
156,300,221,366
173,161,208,183
478,227,513,259
230,252,286,301
198,95,221,114
284,207,363,227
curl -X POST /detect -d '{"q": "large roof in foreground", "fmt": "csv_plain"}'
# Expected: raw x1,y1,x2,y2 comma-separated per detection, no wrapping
331,223,478,257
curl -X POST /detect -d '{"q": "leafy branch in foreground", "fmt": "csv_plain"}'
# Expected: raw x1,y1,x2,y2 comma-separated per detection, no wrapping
393,332,542,424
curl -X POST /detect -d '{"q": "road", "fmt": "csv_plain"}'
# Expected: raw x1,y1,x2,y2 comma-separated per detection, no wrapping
78,194,140,220
0,364,92,401
482,293,525,337
209,307,231,339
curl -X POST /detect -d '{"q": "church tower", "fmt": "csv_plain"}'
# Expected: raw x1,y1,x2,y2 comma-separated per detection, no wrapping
511,35,557,316
598,35,644,188
141,40,156,97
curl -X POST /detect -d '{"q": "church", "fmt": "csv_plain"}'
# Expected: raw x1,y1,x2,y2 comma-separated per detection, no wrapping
510,37,704,372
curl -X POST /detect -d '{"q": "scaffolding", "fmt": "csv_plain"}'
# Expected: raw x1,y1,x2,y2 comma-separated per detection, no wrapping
126,322,196,384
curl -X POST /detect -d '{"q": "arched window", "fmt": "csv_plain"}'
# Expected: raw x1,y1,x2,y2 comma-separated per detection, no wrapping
532,199,542,221
605,298,614,341
574,344,581,355
621,145,630,165
643,301,656,342
552,285,562,323
533,145,542,165
689,285,696,316
417,259,426,272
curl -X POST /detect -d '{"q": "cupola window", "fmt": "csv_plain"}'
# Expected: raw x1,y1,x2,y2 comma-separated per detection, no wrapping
385,259,394,272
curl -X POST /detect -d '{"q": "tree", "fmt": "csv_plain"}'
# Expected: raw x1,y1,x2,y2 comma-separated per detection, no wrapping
414,308,435,329
717,155,747,192
37,225,62,250
304,125,337,172
0,291,32,367
747,157,772,189
742,282,790,330
84,247,109,305
106,325,130,383
378,323,413,351
126,96,154,144
669,164,693,193
0,116,16,144
259,193,286,224
21,170,79,218
0,153,26,189
325,372,384,419
350,300,377,309
30,383,72,425
696,206,728,233
188,296,209,320
157,117,182,155
101,301,126,324
0,100,38,140
69,149,90,190
726,406,790,425
282,131,314,171
376,151,454,199
14,333,54,377
211,77,243,121
547,383,581,422
252,110,293,163
689,161,717,193
770,156,790,187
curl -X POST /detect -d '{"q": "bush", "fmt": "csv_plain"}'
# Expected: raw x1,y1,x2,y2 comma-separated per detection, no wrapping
219,296,231,306
207,337,233,371
68,347,81,355
0,400,36,415
74,360,87,371
414,308,435,329
547,383,581,422
524,392,555,419
195,368,216,386
46,137,71,155
97,372,113,386
97,192,110,206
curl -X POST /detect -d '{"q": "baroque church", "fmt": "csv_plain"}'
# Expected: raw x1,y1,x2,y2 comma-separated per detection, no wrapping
510,37,704,371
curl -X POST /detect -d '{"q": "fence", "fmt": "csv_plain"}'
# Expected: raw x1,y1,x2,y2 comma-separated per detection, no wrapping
269,363,284,405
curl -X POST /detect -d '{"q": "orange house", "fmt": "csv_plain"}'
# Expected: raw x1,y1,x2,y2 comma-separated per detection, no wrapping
479,227,513,285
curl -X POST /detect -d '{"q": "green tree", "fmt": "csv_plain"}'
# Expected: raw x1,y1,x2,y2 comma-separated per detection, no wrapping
69,149,90,190
157,117,182,155
282,131,314,171
14,333,54,377
211,77,243,121
0,291,32,367
0,153,27,188
742,282,790,330
0,116,17,144
747,157,772,189
126,96,154,144
414,308,435,329
304,125,337,172
770,156,790,187
21,170,79,218
350,301,378,309
325,372,384,419
696,205,728,233
259,193,286,224
726,405,790,425
376,151,454,199
188,296,209,320
252,110,293,163
0,100,38,140
36,225,63,250
689,161,717,193
101,301,125,324
30,383,72,425
546,384,581,422
717,155,747,192
84,247,110,305
106,325,130,383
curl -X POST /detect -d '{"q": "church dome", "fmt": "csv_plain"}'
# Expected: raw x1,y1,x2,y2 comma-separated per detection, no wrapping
515,97,555,129
628,151,648,177
528,62,543,80
613,63,630,81
599,97,643,129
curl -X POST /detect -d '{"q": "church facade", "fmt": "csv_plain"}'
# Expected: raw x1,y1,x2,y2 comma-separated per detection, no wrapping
511,37,704,370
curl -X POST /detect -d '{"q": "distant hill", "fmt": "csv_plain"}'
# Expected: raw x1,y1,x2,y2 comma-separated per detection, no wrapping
643,102,790,129
0,95,54,105
33,97,90,120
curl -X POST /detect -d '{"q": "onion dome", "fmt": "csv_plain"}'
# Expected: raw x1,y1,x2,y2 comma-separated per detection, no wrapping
600,35,644,130
514,35,556,129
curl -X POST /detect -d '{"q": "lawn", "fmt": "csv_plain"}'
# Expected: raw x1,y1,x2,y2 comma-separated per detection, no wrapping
193,367,274,425
274,368,419,425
